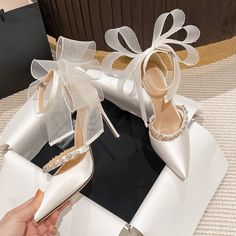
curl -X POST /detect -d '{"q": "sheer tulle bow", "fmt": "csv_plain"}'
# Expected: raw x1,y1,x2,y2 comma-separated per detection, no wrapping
102,9,200,126
27,37,104,146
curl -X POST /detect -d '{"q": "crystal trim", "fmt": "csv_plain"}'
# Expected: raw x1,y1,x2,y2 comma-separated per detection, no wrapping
43,145,89,173
149,105,188,141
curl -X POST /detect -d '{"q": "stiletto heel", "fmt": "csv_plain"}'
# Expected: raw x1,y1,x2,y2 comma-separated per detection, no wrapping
101,107,120,138
102,9,200,179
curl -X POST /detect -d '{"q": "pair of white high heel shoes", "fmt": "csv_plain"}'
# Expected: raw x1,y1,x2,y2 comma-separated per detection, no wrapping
1,9,201,222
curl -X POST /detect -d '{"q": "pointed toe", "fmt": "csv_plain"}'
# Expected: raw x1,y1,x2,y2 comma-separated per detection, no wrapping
149,127,190,180
34,208,45,223
175,158,189,181
34,153,94,222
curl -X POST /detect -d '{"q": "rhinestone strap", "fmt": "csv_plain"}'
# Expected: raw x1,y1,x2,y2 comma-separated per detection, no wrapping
149,105,188,141
43,145,89,173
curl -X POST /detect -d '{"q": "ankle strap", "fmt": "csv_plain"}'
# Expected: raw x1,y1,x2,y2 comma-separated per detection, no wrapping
142,49,179,101
37,70,60,113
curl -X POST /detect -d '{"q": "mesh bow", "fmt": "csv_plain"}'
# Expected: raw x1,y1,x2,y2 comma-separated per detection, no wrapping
102,9,200,126
28,37,103,146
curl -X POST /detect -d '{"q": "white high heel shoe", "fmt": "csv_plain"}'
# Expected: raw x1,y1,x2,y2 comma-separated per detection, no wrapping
0,37,119,222
102,9,200,179
33,68,119,222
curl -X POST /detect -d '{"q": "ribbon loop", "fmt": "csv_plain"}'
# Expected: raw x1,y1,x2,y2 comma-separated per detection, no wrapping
105,26,142,57
56,36,96,62
28,37,103,146
103,9,200,126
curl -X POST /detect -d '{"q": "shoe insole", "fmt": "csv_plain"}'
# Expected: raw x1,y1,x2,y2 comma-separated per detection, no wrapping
144,60,182,134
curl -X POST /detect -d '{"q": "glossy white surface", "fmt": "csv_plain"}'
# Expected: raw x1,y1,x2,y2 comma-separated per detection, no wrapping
0,122,227,235
149,126,190,180
88,70,200,123
0,98,47,161
34,151,94,222
0,151,126,236
131,122,228,236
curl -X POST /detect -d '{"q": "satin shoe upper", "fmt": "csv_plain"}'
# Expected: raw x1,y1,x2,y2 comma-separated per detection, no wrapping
34,150,94,222
148,104,190,180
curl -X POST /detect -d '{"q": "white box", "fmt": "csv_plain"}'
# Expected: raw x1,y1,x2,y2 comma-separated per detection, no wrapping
0,121,227,236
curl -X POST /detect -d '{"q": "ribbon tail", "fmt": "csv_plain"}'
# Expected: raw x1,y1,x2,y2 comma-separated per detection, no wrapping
46,90,74,146
164,55,181,102
135,68,148,126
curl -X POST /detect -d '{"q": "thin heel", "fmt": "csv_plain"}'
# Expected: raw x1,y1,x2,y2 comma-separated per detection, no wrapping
101,107,120,138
